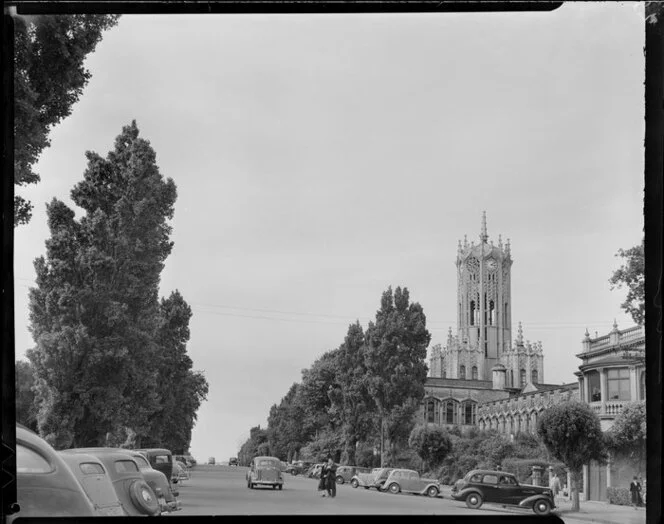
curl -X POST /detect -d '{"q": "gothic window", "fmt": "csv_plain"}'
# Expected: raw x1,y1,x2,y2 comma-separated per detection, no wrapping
442,369,447,379
640,370,645,401
459,365,466,380
443,400,458,424
531,369,538,384
607,368,631,401
510,370,514,388
504,302,509,328
489,301,495,325
470,301,475,326
587,370,601,402
520,369,526,387
472,366,478,380
462,401,477,425
425,399,439,424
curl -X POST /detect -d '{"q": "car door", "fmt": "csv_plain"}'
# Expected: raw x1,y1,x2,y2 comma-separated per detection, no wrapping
401,471,418,492
496,475,520,505
480,473,500,502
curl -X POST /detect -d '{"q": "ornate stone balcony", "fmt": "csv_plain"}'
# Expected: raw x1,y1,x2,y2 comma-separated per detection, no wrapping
588,400,627,417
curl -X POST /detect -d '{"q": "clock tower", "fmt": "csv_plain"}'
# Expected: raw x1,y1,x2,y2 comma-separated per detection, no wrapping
456,212,512,380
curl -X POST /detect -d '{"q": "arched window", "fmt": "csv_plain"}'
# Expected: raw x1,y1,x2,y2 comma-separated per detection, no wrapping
531,369,538,384
510,370,514,387
443,400,458,424
459,365,466,380
587,370,601,401
462,401,477,425
425,399,436,423
472,366,478,380
442,369,447,379
470,301,475,326
489,300,495,325
520,369,526,387
640,370,645,401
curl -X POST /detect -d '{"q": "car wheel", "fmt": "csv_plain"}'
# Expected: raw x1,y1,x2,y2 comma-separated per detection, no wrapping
278,484,283,490
336,476,344,484
388,483,400,494
465,492,483,509
533,499,552,516
427,486,439,498
351,479,359,488
129,480,161,516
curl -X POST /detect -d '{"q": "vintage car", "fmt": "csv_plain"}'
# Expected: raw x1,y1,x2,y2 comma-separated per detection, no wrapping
286,461,311,475
350,467,394,490
127,450,180,513
335,465,372,484
174,454,196,468
173,460,190,481
451,469,555,516
382,468,441,497
58,451,126,516
208,457,216,465
11,424,98,520
66,448,161,516
135,448,175,482
228,457,239,467
246,456,284,490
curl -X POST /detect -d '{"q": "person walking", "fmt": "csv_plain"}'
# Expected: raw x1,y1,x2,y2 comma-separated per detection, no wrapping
630,476,642,509
549,470,561,506
325,457,338,498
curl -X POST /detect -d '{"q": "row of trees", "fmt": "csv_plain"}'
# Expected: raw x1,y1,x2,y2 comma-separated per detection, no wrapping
16,122,209,453
239,286,431,467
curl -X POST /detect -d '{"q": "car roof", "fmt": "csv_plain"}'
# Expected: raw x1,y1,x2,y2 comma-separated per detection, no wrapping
62,448,139,461
254,456,280,461
135,448,172,454
467,470,516,476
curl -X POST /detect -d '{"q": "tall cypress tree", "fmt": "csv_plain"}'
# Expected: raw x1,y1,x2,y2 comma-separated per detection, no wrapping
27,121,177,448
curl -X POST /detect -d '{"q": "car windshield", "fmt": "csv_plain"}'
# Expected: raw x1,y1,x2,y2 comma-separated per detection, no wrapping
256,459,279,468
133,455,150,468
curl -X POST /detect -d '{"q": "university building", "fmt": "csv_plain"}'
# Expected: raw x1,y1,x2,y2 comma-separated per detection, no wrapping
419,214,645,502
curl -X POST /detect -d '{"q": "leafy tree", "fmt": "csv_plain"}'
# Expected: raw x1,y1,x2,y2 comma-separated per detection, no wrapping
238,425,269,466
298,349,343,435
364,286,431,466
143,291,209,452
27,121,178,448
408,424,453,471
606,401,646,474
328,321,378,465
13,14,120,226
15,359,38,432
537,401,607,511
609,239,644,326
267,383,309,462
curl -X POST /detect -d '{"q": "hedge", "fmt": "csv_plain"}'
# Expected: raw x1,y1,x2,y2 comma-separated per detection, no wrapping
501,458,551,484
607,487,631,506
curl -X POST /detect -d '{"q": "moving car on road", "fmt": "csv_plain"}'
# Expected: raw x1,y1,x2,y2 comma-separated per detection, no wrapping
229,457,238,467
451,469,555,516
12,425,98,519
246,456,284,490
350,467,394,490
382,469,441,497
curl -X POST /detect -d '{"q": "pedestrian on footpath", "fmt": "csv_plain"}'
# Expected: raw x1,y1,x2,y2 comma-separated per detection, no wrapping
629,476,642,509
325,456,337,498
317,462,328,497
549,471,562,506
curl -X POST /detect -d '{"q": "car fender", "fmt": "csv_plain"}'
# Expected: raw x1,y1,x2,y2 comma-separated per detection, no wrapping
519,494,555,508
455,487,484,500
419,483,441,496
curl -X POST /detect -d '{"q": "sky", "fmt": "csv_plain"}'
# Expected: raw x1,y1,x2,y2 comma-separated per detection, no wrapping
14,3,645,464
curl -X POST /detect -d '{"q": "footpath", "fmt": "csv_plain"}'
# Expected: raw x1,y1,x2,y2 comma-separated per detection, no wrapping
554,498,646,524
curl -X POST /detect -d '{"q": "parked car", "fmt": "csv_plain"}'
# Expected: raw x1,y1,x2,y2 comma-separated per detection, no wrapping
12,425,98,519
335,465,372,484
135,449,176,483
382,468,441,497
307,463,324,479
350,467,394,490
246,456,284,490
174,454,196,468
229,457,238,467
286,461,311,475
173,460,190,481
451,469,555,516
65,448,161,516
127,450,180,513
58,451,126,516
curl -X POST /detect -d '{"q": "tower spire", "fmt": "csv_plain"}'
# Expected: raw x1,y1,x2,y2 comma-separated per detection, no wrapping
480,210,488,243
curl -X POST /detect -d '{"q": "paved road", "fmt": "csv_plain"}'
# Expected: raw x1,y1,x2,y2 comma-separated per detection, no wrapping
173,465,559,518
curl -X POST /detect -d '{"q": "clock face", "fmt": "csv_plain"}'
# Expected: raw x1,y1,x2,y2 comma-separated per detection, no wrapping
487,258,497,270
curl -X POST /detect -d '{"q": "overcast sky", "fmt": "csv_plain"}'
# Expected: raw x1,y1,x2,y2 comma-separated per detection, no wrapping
14,3,644,463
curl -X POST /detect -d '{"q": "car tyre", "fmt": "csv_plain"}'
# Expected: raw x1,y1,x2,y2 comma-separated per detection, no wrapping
533,499,552,516
427,486,439,498
336,476,344,484
350,479,359,488
278,485,283,490
129,480,161,516
465,492,483,509
388,483,400,494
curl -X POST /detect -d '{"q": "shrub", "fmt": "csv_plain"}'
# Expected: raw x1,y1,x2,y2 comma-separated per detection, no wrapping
607,487,631,506
501,458,550,484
